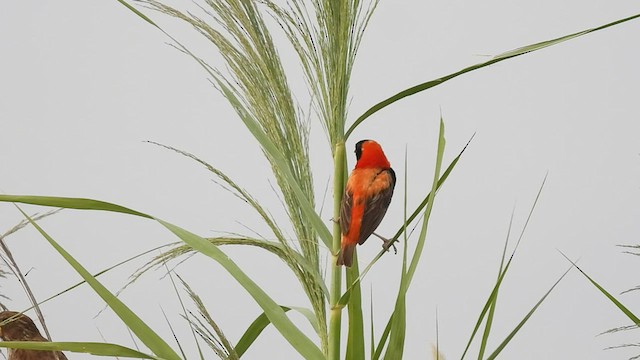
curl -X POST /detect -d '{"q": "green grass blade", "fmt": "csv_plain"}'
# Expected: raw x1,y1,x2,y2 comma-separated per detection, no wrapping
345,262,365,360
15,206,181,360
0,197,323,359
346,13,640,138
404,118,445,287
384,118,446,359
373,314,393,360
159,306,187,360
561,252,640,325
235,306,320,358
383,292,406,360
369,287,375,359
477,212,515,360
137,238,328,300
460,257,512,360
389,134,474,243
383,146,411,360
115,0,159,28
156,220,324,360
485,266,572,360
0,195,151,218
22,243,173,315
462,176,547,360
0,341,161,359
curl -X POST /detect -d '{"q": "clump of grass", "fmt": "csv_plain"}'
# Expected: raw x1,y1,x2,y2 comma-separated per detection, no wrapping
0,2,638,359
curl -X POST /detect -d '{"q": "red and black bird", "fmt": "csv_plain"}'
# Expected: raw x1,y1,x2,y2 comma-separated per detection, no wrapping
0,311,67,360
337,140,395,267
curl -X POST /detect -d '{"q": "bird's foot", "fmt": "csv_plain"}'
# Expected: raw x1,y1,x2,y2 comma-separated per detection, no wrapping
373,233,397,254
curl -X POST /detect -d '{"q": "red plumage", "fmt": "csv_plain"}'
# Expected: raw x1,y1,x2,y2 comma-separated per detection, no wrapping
337,140,395,267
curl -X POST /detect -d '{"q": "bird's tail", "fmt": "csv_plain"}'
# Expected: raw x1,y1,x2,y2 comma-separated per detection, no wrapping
336,243,356,267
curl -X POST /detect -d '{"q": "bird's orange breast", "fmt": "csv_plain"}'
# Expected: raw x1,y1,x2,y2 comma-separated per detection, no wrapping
346,167,393,197
342,168,393,244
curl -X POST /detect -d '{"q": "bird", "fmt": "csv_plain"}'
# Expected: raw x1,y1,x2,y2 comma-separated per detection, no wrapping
337,139,396,267
0,311,67,360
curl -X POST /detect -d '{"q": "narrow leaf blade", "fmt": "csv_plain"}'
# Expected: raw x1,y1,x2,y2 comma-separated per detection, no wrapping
486,266,572,360
346,13,640,137
157,220,324,360
562,253,640,325
15,207,181,360
235,306,320,357
0,195,151,218
0,341,160,359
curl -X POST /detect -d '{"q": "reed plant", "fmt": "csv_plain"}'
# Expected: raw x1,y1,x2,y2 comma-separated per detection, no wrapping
0,1,639,359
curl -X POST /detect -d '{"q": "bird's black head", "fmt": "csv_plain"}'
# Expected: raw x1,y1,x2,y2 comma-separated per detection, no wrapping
354,139,370,160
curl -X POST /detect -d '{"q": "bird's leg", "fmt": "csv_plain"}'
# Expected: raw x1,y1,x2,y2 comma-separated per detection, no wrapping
330,217,340,224
373,232,397,254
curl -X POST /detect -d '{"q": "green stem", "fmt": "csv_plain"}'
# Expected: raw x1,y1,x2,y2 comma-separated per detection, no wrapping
328,141,346,360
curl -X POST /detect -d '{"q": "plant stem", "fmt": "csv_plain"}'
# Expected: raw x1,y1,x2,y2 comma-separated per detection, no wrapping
329,141,346,360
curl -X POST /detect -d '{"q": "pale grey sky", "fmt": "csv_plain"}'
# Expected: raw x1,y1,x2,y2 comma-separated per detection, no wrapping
1,1,639,359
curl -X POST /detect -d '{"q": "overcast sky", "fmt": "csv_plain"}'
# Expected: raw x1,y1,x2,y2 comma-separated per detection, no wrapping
1,1,640,359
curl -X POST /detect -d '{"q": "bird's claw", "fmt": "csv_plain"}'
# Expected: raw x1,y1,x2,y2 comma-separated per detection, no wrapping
382,239,397,254
374,233,397,255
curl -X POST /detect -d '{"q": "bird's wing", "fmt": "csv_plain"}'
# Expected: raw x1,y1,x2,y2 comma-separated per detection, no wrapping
10,348,68,360
339,188,353,236
358,168,395,245
54,351,69,360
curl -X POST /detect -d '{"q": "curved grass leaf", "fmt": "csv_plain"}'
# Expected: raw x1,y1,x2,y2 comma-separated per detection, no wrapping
461,176,547,359
15,206,181,360
369,288,375,359
384,118,445,359
0,341,160,359
485,266,572,360
403,119,445,287
383,294,406,360
476,211,514,360
136,239,328,300
115,0,158,27
22,243,173,313
345,261,365,360
460,258,511,360
0,195,151,218
157,220,324,359
561,252,640,325
346,13,640,138
372,315,392,360
235,306,320,358
0,197,324,360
